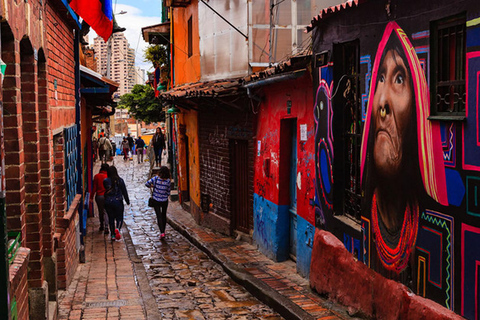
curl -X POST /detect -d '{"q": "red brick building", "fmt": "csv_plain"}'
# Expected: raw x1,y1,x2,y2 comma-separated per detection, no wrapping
0,0,83,319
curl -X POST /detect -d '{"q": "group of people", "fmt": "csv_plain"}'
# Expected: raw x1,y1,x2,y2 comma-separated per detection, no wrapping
90,163,130,241
93,127,166,167
91,162,172,241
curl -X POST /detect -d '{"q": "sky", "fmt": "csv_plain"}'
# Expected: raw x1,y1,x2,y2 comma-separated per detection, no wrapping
88,0,164,74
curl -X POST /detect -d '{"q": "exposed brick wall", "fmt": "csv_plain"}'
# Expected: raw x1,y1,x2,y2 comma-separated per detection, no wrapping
38,58,55,259
9,247,30,320
2,36,28,246
45,4,76,131
21,50,45,289
198,106,255,233
56,195,80,290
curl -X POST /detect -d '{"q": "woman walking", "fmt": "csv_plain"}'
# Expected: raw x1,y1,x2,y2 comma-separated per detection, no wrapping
121,137,130,161
151,127,166,167
145,166,171,239
104,166,130,241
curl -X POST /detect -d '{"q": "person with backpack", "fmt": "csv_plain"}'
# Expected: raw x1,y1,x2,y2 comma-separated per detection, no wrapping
103,166,130,241
90,163,109,234
98,134,113,163
135,136,146,164
145,166,171,240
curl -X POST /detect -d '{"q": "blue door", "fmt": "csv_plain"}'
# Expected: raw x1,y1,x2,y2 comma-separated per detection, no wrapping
289,120,297,260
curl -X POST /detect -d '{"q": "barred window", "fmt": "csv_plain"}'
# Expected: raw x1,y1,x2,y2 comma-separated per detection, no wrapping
430,13,466,119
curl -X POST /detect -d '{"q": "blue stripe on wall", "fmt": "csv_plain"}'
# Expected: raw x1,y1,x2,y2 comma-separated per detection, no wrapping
296,215,314,278
253,193,289,262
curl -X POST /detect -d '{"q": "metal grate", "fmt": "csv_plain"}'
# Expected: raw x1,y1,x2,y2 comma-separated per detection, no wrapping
85,300,127,308
64,126,78,208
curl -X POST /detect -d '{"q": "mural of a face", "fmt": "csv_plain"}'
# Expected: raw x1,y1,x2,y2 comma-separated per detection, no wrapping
372,50,414,179
360,22,448,273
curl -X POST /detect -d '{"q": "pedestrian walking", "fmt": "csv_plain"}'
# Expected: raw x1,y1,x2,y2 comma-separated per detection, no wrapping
90,163,109,234
135,136,146,164
92,137,98,162
145,166,171,240
98,134,113,163
151,127,166,167
103,166,130,241
127,133,135,154
121,137,130,161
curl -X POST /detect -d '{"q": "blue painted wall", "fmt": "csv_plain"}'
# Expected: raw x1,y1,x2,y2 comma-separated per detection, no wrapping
296,215,314,278
253,193,289,261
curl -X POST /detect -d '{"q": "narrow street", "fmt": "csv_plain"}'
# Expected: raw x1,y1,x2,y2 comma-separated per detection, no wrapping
120,158,282,319
58,155,283,320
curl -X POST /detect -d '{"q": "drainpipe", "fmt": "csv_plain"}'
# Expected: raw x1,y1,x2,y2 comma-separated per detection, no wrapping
74,29,85,262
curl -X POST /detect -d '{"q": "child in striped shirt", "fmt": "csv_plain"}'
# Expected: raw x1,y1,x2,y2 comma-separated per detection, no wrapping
146,166,171,239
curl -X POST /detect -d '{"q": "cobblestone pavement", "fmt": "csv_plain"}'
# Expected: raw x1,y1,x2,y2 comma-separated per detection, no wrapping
119,158,283,319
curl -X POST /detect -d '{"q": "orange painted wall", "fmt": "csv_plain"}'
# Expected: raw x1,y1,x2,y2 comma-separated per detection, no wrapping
172,0,201,85
185,110,200,209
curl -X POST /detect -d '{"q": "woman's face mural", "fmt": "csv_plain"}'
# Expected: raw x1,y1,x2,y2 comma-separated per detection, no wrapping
372,50,414,179
360,22,448,273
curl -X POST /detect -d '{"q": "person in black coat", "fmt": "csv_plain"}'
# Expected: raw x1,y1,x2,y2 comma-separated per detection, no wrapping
151,127,166,167
103,166,130,241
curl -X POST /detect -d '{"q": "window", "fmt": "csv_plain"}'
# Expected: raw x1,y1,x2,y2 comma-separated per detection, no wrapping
188,16,193,58
430,13,466,118
333,40,362,221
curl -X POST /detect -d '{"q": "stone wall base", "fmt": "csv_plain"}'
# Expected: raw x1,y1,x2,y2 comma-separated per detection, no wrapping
29,281,49,320
309,229,462,319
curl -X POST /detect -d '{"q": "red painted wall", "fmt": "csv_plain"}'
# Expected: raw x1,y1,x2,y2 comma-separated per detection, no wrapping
254,73,315,224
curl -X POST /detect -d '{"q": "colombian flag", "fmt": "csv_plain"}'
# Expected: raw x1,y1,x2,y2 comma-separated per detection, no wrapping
69,0,113,42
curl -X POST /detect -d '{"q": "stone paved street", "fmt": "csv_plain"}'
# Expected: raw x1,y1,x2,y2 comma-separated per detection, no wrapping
58,154,354,320
120,157,283,320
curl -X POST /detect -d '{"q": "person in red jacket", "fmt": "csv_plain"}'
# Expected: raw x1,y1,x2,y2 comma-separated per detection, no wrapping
91,163,109,234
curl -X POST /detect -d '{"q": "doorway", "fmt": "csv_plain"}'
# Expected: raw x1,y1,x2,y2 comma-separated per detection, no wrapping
279,118,297,261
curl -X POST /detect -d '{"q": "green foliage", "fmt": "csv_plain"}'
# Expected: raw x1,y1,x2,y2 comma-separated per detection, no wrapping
118,84,164,124
144,44,169,68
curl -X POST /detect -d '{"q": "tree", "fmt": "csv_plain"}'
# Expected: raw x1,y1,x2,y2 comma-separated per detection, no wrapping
118,84,164,124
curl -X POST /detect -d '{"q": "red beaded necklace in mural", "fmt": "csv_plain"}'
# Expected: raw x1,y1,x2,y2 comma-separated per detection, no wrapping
371,192,419,273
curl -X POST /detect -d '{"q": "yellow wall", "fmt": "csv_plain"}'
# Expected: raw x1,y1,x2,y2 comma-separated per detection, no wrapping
173,0,201,85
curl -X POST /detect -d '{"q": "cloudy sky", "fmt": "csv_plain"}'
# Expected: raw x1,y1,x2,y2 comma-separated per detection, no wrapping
88,0,164,74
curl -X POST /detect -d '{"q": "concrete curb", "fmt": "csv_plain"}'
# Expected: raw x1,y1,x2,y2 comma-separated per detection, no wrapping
166,215,315,320
121,226,162,320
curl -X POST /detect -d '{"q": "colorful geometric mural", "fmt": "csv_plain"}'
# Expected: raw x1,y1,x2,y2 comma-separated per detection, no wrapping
461,223,480,319
463,51,480,171
416,210,454,310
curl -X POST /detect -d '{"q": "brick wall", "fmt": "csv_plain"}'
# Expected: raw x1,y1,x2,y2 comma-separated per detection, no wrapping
45,4,76,130
9,248,30,320
56,195,80,290
198,106,255,233
53,135,79,289
21,48,45,289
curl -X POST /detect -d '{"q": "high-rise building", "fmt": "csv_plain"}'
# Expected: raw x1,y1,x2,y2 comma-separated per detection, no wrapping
93,33,136,95
134,66,146,85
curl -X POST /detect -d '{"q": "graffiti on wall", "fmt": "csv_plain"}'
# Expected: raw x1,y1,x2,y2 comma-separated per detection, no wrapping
314,74,334,228
360,22,449,273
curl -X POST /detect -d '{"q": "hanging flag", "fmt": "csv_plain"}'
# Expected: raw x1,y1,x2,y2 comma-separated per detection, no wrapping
69,0,113,42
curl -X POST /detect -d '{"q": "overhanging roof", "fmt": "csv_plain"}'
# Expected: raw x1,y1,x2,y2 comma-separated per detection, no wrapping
306,0,360,32
80,65,119,110
142,22,170,45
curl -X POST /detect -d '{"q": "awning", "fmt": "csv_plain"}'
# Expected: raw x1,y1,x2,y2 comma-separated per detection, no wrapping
142,22,171,45
80,65,119,115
